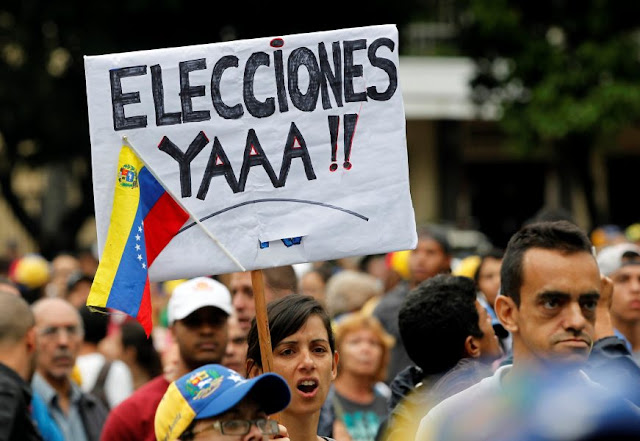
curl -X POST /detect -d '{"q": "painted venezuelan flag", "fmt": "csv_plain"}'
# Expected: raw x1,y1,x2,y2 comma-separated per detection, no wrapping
87,145,189,335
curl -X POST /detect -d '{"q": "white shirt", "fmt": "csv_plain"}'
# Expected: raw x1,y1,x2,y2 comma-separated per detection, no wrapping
75,353,134,408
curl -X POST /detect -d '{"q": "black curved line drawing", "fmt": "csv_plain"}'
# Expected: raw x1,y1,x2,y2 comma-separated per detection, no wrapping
178,198,369,234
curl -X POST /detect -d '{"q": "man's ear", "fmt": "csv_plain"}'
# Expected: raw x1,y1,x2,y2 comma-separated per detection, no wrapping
25,327,36,354
246,359,263,378
464,336,481,358
495,295,518,333
331,351,339,380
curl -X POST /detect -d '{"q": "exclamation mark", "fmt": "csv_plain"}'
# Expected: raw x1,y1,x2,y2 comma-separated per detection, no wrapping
328,114,358,171
328,115,339,172
343,113,358,170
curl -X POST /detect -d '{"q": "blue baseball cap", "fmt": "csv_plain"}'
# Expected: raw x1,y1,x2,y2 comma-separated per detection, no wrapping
155,364,290,441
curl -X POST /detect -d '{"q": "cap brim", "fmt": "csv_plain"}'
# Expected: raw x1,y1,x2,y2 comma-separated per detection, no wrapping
196,373,291,420
169,302,233,325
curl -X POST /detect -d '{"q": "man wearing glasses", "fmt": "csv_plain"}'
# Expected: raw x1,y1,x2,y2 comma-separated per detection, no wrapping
31,297,108,441
155,364,291,441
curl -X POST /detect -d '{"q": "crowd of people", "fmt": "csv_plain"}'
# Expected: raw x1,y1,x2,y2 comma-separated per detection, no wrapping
2,216,640,440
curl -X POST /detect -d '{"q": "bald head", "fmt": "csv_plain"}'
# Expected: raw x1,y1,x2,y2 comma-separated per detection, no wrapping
32,297,82,325
0,292,34,345
0,277,20,297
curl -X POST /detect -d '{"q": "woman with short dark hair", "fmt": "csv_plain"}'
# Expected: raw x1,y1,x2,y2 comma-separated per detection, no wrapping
246,295,338,441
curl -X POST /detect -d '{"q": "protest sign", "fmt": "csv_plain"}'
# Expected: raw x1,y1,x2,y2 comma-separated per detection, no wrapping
85,24,417,280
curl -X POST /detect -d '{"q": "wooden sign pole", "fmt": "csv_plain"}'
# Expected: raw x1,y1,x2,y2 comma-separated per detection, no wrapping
251,269,274,373
251,269,281,422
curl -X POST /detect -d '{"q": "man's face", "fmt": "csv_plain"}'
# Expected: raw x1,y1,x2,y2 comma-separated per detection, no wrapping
511,248,600,365
172,306,229,371
610,264,640,323
230,272,255,332
222,315,248,376
409,237,450,286
34,300,83,382
475,300,503,360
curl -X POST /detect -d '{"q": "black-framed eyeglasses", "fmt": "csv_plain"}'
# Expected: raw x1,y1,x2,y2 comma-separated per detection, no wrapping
189,418,278,437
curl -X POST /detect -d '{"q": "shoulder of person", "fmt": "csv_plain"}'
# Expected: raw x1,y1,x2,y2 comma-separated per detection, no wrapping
415,365,508,440
101,397,141,441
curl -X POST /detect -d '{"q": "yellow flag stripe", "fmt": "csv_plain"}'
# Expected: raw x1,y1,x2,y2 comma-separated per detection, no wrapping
87,146,144,307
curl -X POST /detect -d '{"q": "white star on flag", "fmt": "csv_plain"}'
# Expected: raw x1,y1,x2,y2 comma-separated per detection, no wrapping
135,244,140,251
137,254,142,261
135,234,141,241
138,225,142,232
142,263,146,269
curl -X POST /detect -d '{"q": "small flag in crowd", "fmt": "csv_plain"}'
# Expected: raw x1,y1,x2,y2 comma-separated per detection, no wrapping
87,144,189,335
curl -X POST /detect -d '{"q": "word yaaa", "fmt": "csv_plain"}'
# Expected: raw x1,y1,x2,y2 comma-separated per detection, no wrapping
160,122,316,200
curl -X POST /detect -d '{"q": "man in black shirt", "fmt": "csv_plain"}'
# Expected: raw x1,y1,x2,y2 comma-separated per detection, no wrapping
0,290,43,440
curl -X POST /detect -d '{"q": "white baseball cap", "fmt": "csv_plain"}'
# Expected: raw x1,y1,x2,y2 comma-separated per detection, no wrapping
596,243,640,276
167,277,233,325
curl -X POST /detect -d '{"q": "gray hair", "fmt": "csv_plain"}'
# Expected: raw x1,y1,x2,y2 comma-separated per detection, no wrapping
325,270,383,318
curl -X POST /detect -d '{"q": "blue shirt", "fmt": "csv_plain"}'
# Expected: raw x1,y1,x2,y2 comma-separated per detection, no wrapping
614,328,633,352
31,373,88,441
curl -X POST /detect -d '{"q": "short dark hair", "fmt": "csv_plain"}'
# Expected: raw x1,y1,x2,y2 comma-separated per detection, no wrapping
79,306,109,344
501,220,593,306
121,320,162,379
398,274,483,375
246,295,334,371
0,291,34,343
416,224,452,256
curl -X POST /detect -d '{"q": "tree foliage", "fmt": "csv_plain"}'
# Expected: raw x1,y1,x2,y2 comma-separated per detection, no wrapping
457,0,640,154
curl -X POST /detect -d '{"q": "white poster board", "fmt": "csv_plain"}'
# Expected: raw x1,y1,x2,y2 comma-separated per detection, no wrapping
84,24,417,280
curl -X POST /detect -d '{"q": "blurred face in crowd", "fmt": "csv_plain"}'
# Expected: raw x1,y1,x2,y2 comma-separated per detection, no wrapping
409,237,451,286
497,249,600,366
222,315,248,376
299,271,326,306
610,264,640,324
475,301,503,360
477,257,502,308
230,272,255,333
66,279,92,309
268,314,337,417
33,298,83,382
338,327,383,380
172,306,228,371
48,254,80,298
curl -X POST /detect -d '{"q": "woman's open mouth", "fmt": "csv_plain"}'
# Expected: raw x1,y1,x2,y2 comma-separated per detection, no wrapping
296,379,319,398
